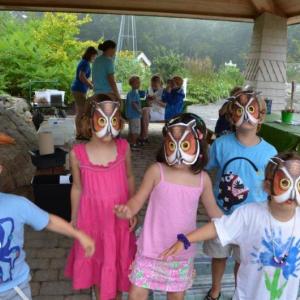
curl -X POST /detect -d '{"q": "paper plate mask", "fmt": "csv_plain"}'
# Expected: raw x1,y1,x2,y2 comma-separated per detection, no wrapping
164,119,203,166
230,92,263,127
92,101,122,138
270,158,300,205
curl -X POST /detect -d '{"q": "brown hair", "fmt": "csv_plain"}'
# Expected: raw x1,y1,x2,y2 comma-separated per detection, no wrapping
98,40,116,52
82,46,98,61
128,75,140,86
156,113,208,174
172,76,183,88
79,94,122,139
151,75,163,85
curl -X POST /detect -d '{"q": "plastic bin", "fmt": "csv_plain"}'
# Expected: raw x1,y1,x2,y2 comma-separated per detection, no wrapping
30,148,67,169
32,174,72,221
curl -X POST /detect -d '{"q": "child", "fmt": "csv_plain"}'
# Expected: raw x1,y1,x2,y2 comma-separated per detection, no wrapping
126,75,142,150
214,86,242,137
162,152,300,300
115,113,223,300
202,90,277,300
0,165,95,300
162,76,185,121
141,75,165,144
65,94,137,300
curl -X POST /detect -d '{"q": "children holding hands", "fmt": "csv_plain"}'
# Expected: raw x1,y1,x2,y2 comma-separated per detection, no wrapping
115,113,223,300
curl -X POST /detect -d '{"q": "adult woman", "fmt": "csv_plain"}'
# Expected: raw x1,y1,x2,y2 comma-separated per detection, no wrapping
71,46,98,139
92,40,121,101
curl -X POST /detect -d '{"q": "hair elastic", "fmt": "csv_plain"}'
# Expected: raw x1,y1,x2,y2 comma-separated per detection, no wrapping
177,233,191,250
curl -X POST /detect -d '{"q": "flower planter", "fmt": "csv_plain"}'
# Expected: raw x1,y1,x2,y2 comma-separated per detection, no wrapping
281,110,294,124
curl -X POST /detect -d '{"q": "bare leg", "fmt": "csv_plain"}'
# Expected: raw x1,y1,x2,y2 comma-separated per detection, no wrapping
141,108,150,140
234,262,240,287
167,291,185,300
210,257,227,298
95,286,100,300
115,291,122,300
129,284,149,300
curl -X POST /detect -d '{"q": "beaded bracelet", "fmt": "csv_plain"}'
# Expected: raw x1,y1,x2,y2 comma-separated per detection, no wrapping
177,233,191,250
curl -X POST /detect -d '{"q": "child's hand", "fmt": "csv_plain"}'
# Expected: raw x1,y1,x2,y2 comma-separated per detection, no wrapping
114,204,133,219
129,216,138,232
77,230,95,257
159,241,184,260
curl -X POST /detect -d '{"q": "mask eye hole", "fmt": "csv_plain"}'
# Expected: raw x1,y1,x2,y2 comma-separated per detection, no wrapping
168,142,176,151
247,105,255,114
98,117,107,127
236,108,243,117
112,117,117,126
280,178,291,190
297,181,300,192
181,141,190,151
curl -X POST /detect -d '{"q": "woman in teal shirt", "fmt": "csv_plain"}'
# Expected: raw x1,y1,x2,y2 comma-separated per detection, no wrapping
92,40,121,101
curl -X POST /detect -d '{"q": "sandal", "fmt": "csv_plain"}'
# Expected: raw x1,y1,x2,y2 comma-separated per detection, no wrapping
204,288,221,300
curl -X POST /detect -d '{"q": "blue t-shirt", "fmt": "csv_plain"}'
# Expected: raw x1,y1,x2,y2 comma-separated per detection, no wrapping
0,193,49,292
162,88,185,120
126,90,141,120
92,55,115,94
71,59,91,94
206,133,277,214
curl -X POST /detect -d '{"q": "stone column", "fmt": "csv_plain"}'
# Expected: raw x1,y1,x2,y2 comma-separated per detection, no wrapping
245,12,287,110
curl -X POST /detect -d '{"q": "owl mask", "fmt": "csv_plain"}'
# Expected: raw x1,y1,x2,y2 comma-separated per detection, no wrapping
270,158,300,205
230,92,264,127
91,101,122,138
164,119,203,166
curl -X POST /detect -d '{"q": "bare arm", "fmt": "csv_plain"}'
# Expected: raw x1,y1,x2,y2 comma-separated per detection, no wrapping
108,74,121,100
79,71,93,89
155,99,166,108
160,222,217,259
47,214,95,257
126,146,135,198
115,164,159,218
70,150,81,225
201,172,223,219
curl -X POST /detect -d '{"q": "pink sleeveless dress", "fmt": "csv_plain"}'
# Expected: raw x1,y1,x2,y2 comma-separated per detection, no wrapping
130,163,204,292
65,138,136,300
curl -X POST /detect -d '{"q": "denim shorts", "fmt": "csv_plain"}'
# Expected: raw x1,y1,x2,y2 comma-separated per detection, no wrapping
0,280,32,300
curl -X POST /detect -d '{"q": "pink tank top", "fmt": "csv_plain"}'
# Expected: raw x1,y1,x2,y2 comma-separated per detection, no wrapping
137,163,204,260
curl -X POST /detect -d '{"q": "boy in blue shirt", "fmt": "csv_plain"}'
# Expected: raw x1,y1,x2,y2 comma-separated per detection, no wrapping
126,75,142,150
203,90,277,300
0,165,95,299
162,76,185,120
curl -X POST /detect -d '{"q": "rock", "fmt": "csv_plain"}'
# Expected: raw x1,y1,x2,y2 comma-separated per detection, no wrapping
0,98,37,192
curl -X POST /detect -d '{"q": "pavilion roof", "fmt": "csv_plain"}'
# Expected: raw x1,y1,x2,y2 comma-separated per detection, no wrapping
1,0,300,25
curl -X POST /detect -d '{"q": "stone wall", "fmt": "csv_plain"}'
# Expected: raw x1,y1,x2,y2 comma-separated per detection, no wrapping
0,96,37,192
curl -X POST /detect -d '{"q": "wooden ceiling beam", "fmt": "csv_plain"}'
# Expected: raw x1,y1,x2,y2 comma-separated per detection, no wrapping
250,0,286,17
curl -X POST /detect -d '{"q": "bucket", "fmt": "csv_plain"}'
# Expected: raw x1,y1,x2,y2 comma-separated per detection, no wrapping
281,111,294,124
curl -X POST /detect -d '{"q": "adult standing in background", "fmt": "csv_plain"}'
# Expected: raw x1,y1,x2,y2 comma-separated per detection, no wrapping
71,46,98,139
92,40,121,101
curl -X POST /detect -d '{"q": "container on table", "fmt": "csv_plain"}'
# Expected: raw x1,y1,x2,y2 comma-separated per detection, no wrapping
265,98,272,114
30,148,67,169
281,110,294,124
32,174,72,221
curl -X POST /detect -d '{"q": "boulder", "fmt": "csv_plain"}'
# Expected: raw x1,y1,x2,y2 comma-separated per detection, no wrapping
0,97,37,192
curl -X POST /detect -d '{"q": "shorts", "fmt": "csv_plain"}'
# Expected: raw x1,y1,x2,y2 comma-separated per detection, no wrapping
0,280,32,300
129,118,141,135
203,237,240,262
129,252,194,292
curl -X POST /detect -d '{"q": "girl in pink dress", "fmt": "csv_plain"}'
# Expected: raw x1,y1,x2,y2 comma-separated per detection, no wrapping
65,95,137,300
115,113,223,300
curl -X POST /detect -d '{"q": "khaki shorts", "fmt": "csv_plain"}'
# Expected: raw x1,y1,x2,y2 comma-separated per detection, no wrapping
129,118,141,135
203,237,240,263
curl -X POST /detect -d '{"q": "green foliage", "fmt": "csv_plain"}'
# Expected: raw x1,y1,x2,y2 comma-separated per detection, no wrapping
0,12,97,103
115,51,151,92
185,58,244,104
151,47,187,82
